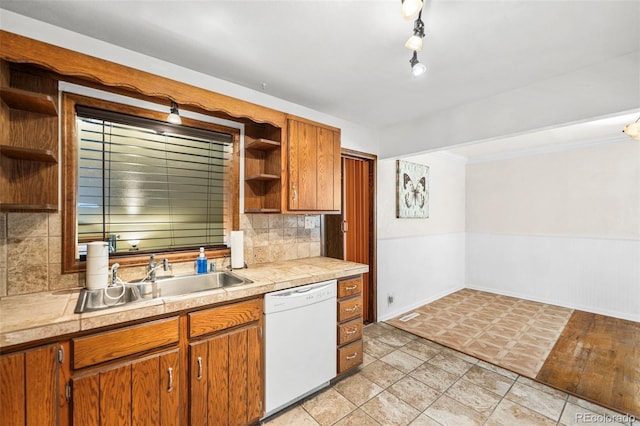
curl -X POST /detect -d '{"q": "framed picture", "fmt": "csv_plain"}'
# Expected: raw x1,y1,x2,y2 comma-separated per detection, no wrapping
396,160,429,218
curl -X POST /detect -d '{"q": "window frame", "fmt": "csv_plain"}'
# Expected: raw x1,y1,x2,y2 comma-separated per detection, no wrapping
62,92,240,273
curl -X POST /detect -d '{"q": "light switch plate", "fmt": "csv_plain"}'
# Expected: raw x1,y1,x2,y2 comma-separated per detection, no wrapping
304,216,315,229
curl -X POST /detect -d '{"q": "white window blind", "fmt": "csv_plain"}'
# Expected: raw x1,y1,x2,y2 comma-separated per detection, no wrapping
76,106,234,255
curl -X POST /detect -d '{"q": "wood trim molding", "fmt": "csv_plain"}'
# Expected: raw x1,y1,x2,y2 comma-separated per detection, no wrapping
0,30,285,129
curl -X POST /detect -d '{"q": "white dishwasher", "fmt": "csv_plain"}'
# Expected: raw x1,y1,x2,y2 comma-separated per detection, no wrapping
263,279,337,418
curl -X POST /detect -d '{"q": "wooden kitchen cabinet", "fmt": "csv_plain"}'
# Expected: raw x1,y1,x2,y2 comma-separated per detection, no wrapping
244,124,283,213
336,275,364,375
72,349,181,426
70,316,181,426
0,343,61,426
0,62,59,211
188,298,263,425
286,116,341,213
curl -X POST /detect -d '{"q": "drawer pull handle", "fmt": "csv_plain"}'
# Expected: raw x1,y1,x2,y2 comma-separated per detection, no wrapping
196,356,203,381
345,305,359,312
167,367,174,393
346,352,358,360
345,328,359,335
344,285,358,291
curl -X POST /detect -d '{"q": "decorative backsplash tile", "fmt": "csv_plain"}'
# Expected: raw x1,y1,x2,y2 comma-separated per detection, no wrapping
0,212,322,297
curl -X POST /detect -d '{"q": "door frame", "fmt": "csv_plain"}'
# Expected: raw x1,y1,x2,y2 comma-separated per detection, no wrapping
329,148,377,323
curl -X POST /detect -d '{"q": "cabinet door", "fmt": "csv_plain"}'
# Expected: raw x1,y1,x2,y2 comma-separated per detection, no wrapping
316,126,341,211
72,349,180,426
0,344,58,426
288,119,318,210
190,324,262,426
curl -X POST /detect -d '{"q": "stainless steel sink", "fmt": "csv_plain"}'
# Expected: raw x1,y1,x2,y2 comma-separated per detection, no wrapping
74,271,253,313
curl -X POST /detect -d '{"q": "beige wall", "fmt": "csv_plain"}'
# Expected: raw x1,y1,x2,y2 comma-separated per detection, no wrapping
0,212,320,297
466,140,640,239
377,152,466,240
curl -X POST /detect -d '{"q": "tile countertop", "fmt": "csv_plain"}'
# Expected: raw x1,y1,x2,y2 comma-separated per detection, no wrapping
0,257,368,349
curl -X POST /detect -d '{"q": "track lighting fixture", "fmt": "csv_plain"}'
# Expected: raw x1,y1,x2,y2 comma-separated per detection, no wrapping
405,13,425,51
410,51,427,77
623,114,640,140
167,100,181,125
401,0,423,20
402,1,427,76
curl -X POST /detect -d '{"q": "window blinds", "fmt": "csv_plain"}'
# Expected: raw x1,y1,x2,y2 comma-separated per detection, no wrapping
76,106,233,255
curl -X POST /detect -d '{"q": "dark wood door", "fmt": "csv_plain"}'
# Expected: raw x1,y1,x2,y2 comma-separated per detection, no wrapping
326,154,375,323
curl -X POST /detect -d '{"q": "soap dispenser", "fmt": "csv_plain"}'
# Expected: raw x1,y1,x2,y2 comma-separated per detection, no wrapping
196,247,207,274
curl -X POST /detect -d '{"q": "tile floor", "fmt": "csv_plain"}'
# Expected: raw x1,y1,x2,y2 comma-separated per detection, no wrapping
262,323,637,426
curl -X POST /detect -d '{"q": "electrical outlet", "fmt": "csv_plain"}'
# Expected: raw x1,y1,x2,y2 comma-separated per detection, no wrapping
388,293,394,305
304,216,315,229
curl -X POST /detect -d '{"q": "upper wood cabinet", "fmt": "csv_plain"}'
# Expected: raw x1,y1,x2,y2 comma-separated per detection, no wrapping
286,117,341,213
0,62,59,211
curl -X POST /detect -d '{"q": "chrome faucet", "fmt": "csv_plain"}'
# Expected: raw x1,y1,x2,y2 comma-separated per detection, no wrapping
110,263,120,286
148,254,171,281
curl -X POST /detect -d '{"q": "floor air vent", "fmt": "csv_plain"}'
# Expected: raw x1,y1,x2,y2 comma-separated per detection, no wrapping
398,312,420,322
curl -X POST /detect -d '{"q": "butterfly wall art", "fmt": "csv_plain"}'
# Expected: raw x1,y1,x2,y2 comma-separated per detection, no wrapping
396,160,429,218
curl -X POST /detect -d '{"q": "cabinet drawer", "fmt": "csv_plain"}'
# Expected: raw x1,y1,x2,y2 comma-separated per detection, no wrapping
337,339,363,374
189,298,262,338
73,317,179,369
337,296,362,322
337,318,363,346
338,276,362,299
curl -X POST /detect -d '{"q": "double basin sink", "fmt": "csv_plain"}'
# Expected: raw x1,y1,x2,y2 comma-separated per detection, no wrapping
75,271,253,313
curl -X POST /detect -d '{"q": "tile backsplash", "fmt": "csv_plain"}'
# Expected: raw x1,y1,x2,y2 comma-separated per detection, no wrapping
0,212,321,297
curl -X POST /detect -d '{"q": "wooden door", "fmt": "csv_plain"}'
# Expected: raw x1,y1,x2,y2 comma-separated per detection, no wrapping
190,324,262,426
325,154,375,323
288,119,317,210
72,349,180,426
0,344,58,426
316,126,341,211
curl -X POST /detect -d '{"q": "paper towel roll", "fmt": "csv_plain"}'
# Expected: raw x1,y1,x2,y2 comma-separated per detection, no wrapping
86,242,109,290
230,231,244,269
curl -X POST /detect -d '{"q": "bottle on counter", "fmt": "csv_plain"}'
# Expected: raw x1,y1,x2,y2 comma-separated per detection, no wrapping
196,247,208,274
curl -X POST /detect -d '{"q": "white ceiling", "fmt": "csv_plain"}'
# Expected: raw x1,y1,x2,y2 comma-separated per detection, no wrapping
1,0,639,156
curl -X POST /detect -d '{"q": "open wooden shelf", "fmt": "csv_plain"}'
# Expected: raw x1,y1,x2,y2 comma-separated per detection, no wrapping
0,144,58,163
0,86,58,116
245,137,281,151
245,173,280,182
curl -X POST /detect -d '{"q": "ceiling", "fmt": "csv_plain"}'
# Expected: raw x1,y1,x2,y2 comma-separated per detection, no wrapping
1,1,639,153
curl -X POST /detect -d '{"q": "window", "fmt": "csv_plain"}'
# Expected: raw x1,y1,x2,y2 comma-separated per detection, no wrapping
62,92,240,271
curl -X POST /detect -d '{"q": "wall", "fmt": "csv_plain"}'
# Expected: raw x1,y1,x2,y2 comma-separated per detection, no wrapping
377,152,466,321
465,139,640,321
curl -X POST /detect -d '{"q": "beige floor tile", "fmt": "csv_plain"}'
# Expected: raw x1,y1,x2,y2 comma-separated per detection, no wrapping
333,372,384,406
301,388,356,426
409,363,459,393
387,376,441,411
380,349,424,374
360,359,406,388
333,408,381,426
440,346,481,364
505,381,566,421
463,365,515,397
262,405,319,425
375,327,417,348
486,399,556,426
423,395,487,426
361,391,421,426
559,401,630,426
363,335,397,359
398,339,440,361
517,375,567,399
566,395,629,420
444,378,501,416
427,352,474,376
362,352,376,367
409,414,443,426
476,360,518,380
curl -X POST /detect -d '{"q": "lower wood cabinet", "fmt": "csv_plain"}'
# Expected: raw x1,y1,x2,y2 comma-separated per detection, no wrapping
72,349,180,426
336,275,364,376
188,298,263,426
0,343,61,426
